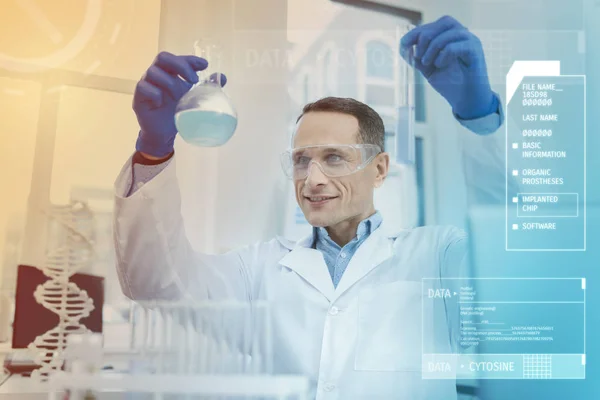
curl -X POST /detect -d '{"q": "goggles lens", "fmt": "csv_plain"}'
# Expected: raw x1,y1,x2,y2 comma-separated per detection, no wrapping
280,144,381,180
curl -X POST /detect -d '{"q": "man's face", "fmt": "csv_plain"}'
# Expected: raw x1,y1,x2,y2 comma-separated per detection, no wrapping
292,111,388,228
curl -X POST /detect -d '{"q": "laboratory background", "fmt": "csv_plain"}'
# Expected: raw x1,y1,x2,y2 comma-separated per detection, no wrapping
0,0,598,399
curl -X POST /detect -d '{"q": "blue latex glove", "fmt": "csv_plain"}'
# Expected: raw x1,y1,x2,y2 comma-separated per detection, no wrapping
400,16,497,121
133,51,227,158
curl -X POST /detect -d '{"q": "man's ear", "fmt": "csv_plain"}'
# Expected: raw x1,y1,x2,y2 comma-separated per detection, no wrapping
374,152,390,188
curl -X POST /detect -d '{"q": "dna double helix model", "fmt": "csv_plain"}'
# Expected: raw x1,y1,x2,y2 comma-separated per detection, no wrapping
28,201,96,380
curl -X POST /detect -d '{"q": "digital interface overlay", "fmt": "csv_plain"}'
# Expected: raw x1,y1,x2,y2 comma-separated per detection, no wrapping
505,61,586,251
422,278,586,380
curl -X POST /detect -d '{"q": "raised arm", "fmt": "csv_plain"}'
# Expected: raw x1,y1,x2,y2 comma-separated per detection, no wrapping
113,51,253,303
401,15,520,204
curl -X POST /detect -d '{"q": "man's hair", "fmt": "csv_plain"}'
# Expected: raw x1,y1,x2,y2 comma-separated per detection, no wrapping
296,97,386,151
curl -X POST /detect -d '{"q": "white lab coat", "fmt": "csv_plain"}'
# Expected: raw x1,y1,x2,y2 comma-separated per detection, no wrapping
113,115,510,399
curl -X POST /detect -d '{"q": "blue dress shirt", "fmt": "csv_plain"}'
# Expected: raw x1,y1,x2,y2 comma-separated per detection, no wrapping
313,211,383,287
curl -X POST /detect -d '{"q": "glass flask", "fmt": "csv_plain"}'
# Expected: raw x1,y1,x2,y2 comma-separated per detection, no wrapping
175,40,238,147
395,23,416,165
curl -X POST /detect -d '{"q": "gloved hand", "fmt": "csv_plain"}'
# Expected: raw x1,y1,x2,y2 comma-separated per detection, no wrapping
133,51,227,158
400,15,497,121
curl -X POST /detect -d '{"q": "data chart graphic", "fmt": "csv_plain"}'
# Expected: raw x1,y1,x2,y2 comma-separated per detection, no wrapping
421,278,585,380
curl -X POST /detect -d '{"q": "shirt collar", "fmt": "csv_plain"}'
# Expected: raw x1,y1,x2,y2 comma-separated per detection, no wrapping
314,210,383,246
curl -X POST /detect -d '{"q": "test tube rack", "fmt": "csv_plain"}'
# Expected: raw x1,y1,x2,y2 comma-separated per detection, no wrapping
47,300,310,399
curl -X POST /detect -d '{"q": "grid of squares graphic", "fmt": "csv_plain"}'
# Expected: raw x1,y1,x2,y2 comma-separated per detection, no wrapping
523,354,552,379
472,29,514,86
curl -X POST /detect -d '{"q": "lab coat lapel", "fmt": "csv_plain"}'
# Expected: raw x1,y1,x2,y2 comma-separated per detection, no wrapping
332,227,393,301
279,233,335,302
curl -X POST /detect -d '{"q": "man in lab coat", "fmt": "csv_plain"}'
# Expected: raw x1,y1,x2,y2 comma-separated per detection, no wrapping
114,16,506,399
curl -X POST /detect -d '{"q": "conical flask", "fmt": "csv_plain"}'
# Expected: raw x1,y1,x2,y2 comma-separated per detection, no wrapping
175,40,238,147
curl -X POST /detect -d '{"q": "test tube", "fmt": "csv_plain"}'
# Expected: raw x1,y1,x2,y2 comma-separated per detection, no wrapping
395,23,416,165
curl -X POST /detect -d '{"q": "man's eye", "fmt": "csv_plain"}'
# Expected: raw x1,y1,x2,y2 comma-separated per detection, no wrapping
326,154,343,163
294,156,310,165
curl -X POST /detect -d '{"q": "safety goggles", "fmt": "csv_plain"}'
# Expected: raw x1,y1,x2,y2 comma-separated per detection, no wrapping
280,144,382,180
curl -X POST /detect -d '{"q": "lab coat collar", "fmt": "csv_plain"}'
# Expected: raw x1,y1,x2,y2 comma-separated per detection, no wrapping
279,232,335,301
332,226,393,301
278,226,393,303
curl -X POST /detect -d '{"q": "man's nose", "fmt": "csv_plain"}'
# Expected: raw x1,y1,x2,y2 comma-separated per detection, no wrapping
304,162,329,186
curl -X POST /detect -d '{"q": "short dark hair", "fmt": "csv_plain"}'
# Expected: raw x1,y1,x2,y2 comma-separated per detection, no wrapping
296,97,385,151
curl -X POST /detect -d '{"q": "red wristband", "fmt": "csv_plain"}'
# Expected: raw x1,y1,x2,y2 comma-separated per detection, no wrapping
132,151,174,166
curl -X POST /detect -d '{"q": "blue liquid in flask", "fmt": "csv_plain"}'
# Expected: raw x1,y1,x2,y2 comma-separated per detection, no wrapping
175,74,238,147
175,109,238,147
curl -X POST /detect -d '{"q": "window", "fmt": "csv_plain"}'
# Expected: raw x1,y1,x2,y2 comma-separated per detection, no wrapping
298,69,314,105
357,34,400,162
356,31,421,169
319,44,338,96
359,38,397,113
366,40,394,79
